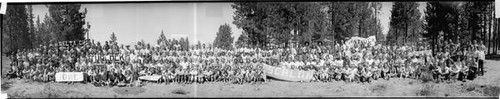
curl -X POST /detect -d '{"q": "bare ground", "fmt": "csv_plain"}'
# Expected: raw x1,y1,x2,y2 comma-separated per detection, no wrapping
1,55,500,98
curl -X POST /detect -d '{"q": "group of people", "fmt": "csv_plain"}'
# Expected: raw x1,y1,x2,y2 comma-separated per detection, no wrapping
6,40,270,86
6,37,487,87
272,39,486,83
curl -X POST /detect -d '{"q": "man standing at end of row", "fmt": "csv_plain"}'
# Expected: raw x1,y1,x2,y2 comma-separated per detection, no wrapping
477,41,486,76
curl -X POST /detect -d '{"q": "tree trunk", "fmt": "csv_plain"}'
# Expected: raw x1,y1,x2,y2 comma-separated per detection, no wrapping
455,14,459,42
495,18,498,54
496,18,498,54
331,2,335,43
491,4,495,54
394,29,398,45
497,18,500,54
470,13,473,42
405,22,408,44
488,5,492,55
483,14,487,44
432,30,436,56
496,18,499,54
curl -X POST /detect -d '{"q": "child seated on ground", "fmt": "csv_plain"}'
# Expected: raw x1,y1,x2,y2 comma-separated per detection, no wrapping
6,63,19,79
450,63,461,83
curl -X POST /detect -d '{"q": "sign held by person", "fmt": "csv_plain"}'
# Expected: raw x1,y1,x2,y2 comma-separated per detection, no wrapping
55,72,85,82
263,64,315,82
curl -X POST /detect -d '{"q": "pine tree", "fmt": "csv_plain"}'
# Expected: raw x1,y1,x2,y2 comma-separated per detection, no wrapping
46,4,87,41
110,32,117,43
180,37,185,51
158,30,167,45
27,5,34,48
197,41,202,49
185,37,190,50
387,2,422,45
213,23,234,50
235,31,249,48
2,5,30,55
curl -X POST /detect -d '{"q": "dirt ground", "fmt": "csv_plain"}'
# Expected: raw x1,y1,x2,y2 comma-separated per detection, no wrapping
1,55,500,98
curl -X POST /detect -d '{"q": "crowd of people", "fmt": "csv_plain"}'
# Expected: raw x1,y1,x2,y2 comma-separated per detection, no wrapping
5,38,487,87
275,39,486,83
6,40,271,86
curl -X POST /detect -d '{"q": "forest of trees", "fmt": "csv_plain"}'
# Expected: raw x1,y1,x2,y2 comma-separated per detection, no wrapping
232,2,383,48
232,1,499,55
386,2,423,45
2,4,89,55
423,2,497,54
3,5,30,55
3,2,499,55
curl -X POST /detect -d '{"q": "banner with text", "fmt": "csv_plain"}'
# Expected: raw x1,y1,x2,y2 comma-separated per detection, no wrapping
409,50,432,56
55,72,85,82
345,36,377,48
263,64,315,82
139,75,162,81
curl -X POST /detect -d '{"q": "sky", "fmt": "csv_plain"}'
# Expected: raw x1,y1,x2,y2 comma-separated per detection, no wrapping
31,2,427,45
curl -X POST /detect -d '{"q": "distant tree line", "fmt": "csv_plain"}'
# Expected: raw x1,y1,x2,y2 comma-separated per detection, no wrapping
2,4,89,55
156,30,190,51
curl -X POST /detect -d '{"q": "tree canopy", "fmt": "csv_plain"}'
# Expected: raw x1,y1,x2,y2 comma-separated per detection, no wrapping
233,2,383,48
2,5,30,54
213,23,235,50
387,2,422,45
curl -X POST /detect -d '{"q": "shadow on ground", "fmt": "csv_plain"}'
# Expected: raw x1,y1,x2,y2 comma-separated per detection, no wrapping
1,80,13,91
113,87,146,95
171,89,190,95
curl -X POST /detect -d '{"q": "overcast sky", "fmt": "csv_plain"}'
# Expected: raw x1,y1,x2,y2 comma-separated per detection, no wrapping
30,2,427,45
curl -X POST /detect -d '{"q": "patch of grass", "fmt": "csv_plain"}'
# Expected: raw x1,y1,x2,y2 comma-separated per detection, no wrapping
421,71,434,83
113,87,146,95
171,89,190,95
418,84,436,96
43,85,62,98
466,86,476,92
461,83,480,93
1,81,13,91
8,91,28,98
370,84,387,95
418,88,434,96
483,86,500,96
